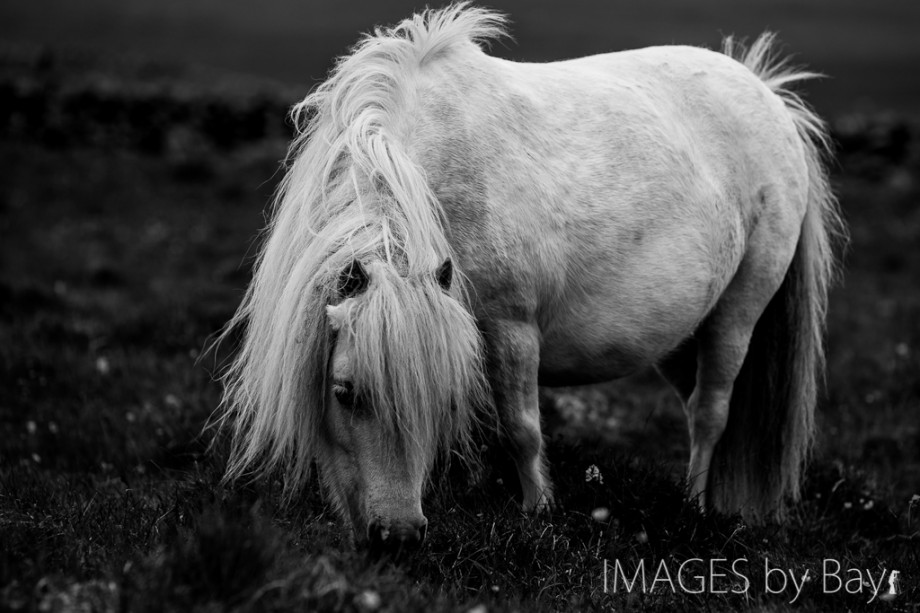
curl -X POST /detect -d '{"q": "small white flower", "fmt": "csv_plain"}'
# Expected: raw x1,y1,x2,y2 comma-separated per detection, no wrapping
354,590,381,611
591,507,610,522
95,357,110,375
585,464,604,484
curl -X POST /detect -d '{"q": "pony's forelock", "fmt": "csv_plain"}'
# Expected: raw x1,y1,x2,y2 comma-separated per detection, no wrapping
212,4,504,498
337,264,490,472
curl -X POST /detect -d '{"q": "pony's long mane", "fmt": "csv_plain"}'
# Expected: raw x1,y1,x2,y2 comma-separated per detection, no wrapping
214,4,504,493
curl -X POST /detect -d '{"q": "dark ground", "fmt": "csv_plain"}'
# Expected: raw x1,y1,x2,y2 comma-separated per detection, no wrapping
1,10,920,612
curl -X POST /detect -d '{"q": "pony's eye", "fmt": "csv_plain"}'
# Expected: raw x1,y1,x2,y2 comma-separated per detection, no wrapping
333,382,355,406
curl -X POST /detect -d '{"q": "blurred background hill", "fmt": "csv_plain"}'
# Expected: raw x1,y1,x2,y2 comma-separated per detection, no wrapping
2,0,919,117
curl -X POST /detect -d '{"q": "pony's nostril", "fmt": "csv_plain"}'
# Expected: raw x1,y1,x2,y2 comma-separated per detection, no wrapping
398,519,426,548
398,529,422,548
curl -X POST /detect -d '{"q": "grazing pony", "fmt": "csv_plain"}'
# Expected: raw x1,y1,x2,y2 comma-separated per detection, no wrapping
216,5,844,550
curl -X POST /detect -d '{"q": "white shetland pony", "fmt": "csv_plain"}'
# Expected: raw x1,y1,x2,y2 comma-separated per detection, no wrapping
217,5,844,550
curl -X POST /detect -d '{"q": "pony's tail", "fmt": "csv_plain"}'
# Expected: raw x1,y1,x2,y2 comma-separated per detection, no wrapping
710,33,846,520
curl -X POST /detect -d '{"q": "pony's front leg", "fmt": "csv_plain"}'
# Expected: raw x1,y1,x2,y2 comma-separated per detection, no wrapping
486,321,553,512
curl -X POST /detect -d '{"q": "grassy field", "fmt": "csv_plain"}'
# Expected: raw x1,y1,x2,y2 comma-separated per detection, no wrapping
1,42,920,612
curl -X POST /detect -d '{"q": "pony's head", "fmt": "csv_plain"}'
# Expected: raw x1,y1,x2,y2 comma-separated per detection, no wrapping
320,256,485,549
218,230,488,551
214,3,502,552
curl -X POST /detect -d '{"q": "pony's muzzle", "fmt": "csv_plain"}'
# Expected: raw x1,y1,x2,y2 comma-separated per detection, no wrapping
367,516,428,552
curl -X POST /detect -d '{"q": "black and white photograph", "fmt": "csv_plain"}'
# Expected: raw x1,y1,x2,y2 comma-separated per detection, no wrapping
1,1,918,611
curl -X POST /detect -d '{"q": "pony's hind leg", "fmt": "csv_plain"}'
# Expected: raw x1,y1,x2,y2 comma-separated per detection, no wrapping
656,338,705,499
685,318,752,508
486,321,553,512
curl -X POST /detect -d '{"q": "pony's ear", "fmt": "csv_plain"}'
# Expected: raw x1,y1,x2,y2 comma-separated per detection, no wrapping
436,258,453,291
338,259,369,298
326,303,346,331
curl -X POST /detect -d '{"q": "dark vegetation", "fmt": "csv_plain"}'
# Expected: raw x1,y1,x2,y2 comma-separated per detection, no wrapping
1,44,919,612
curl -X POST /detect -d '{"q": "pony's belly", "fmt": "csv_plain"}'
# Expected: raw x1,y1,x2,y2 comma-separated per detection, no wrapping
536,323,676,386
537,346,643,386
536,290,711,386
